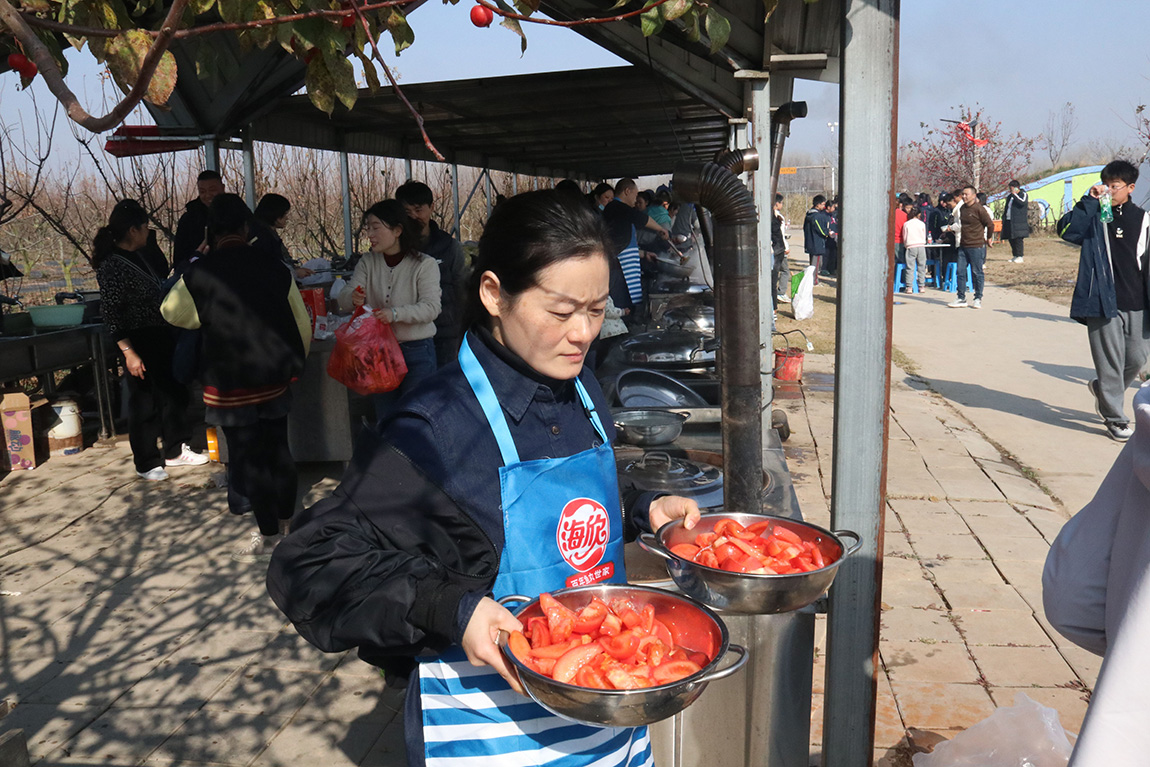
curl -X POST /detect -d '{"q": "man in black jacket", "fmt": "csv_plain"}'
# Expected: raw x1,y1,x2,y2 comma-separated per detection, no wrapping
396,181,467,366
172,170,225,269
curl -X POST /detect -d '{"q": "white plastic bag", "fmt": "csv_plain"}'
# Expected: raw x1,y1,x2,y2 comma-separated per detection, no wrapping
912,693,1074,767
793,266,815,321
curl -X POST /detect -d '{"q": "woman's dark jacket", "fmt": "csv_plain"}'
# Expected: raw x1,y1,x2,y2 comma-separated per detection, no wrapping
96,247,170,343
266,330,656,678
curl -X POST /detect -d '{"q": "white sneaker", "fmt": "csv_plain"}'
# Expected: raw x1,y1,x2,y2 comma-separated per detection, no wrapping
1010,257,1024,263
947,299,968,308
166,444,210,467
777,294,791,304
136,467,170,481
232,532,282,562
971,299,982,309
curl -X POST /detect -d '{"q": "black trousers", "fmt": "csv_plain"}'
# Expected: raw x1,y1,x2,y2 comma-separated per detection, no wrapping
222,416,296,536
1009,237,1025,259
124,327,191,473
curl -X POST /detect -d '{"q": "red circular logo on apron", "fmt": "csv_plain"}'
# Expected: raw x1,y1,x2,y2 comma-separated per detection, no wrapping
556,498,610,572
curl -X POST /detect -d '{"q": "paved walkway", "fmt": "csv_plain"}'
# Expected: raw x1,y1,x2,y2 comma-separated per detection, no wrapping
778,279,1123,765
0,280,1119,766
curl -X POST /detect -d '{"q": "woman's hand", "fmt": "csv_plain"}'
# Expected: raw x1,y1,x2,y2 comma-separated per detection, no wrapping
461,597,525,694
372,308,392,324
649,495,701,533
295,267,315,279
351,286,366,308
123,349,146,379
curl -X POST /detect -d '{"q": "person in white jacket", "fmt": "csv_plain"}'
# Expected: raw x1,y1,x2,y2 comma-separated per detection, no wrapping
1042,383,1150,765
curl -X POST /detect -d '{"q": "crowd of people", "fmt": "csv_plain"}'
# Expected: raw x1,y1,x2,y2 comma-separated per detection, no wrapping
94,172,705,564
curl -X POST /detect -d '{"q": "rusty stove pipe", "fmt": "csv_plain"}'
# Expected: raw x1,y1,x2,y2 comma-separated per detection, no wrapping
673,148,763,514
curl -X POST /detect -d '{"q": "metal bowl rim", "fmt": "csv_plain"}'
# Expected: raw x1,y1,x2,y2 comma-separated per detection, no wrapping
654,512,848,578
500,583,729,695
612,409,690,426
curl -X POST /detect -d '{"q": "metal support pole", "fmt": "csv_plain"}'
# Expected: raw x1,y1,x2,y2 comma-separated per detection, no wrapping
822,1,898,765
404,158,413,181
203,138,220,172
451,163,461,239
242,132,256,209
341,149,354,258
512,174,518,195
485,169,492,218
750,79,775,404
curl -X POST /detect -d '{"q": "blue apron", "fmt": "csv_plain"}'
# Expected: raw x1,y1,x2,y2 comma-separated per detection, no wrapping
417,337,652,767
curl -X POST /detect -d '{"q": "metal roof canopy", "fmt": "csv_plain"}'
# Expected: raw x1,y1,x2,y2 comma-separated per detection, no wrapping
247,66,730,178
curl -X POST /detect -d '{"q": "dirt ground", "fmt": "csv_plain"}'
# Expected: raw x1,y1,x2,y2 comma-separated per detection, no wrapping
772,234,1080,356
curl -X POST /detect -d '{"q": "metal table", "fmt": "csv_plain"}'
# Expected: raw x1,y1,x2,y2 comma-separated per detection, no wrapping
0,324,115,439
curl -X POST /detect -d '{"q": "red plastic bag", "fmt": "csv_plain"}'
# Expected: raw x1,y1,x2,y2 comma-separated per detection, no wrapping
326,306,408,395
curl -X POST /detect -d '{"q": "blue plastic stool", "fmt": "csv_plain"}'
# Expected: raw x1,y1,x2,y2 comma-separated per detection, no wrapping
943,263,973,293
894,262,919,294
925,258,940,287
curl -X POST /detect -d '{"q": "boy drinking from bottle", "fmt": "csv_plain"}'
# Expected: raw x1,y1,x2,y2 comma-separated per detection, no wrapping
1059,159,1150,441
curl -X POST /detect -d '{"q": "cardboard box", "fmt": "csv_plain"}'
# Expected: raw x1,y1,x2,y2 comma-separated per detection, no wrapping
2,391,50,471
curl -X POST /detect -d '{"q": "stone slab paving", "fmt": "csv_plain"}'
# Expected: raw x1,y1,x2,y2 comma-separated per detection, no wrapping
778,351,1098,766
1,443,403,766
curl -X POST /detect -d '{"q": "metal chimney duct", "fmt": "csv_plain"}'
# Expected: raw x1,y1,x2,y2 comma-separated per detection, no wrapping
673,149,763,514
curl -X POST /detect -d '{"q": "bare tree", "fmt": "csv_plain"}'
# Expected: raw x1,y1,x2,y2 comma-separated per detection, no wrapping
1042,102,1078,170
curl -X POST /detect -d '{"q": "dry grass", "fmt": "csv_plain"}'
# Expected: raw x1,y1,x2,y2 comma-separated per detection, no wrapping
983,234,1079,307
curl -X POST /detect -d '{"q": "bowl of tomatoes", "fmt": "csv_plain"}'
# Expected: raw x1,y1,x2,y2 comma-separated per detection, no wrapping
498,584,747,727
637,512,862,614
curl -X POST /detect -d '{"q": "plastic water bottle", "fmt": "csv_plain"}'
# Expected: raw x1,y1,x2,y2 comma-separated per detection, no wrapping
1101,191,1114,223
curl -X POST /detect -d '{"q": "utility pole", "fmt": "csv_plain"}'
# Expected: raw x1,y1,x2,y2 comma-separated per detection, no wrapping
973,122,982,190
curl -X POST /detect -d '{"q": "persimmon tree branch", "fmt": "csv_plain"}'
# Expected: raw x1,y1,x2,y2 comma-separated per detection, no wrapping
353,0,444,161
0,0,189,133
16,0,409,40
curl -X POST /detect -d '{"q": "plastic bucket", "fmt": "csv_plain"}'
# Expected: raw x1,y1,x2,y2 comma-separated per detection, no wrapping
47,398,83,455
773,347,804,381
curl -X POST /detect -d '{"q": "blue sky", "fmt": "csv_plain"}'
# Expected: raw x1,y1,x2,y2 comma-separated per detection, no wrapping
2,0,1149,167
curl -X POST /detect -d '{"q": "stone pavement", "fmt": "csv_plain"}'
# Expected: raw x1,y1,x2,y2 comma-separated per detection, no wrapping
0,279,1116,766
778,280,1120,764
0,448,406,766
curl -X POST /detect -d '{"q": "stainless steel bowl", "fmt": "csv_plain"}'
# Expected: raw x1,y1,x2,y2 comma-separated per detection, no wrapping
637,512,862,614
654,254,694,279
612,409,690,446
497,584,747,727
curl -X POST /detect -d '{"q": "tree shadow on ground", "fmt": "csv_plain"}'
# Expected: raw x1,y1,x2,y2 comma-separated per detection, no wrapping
924,378,1102,438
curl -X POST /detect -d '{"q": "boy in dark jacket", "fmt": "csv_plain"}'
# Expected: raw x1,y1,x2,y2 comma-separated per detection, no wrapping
803,195,831,279
1059,160,1150,441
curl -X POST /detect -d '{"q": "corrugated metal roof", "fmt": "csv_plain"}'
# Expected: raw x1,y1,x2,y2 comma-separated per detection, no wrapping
248,66,731,178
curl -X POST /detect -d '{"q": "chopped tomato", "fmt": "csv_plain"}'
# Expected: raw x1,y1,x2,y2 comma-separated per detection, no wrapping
599,630,640,661
729,537,763,559
637,636,668,666
773,525,804,546
540,592,577,642
744,521,772,536
686,651,709,667
599,612,623,636
621,609,642,630
653,659,703,685
670,543,701,560
552,643,605,684
606,667,644,689
714,519,746,537
694,532,718,547
640,604,656,634
712,541,740,563
573,597,609,635
526,617,551,648
575,663,611,689
535,657,556,675
508,630,531,663
609,597,637,617
696,549,720,569
529,639,577,659
811,545,827,569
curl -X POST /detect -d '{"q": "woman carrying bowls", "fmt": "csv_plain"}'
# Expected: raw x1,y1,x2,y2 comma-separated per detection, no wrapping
337,199,442,422
268,190,700,767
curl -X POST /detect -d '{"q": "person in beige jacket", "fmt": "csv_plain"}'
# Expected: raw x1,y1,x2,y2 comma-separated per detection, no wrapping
339,199,442,421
